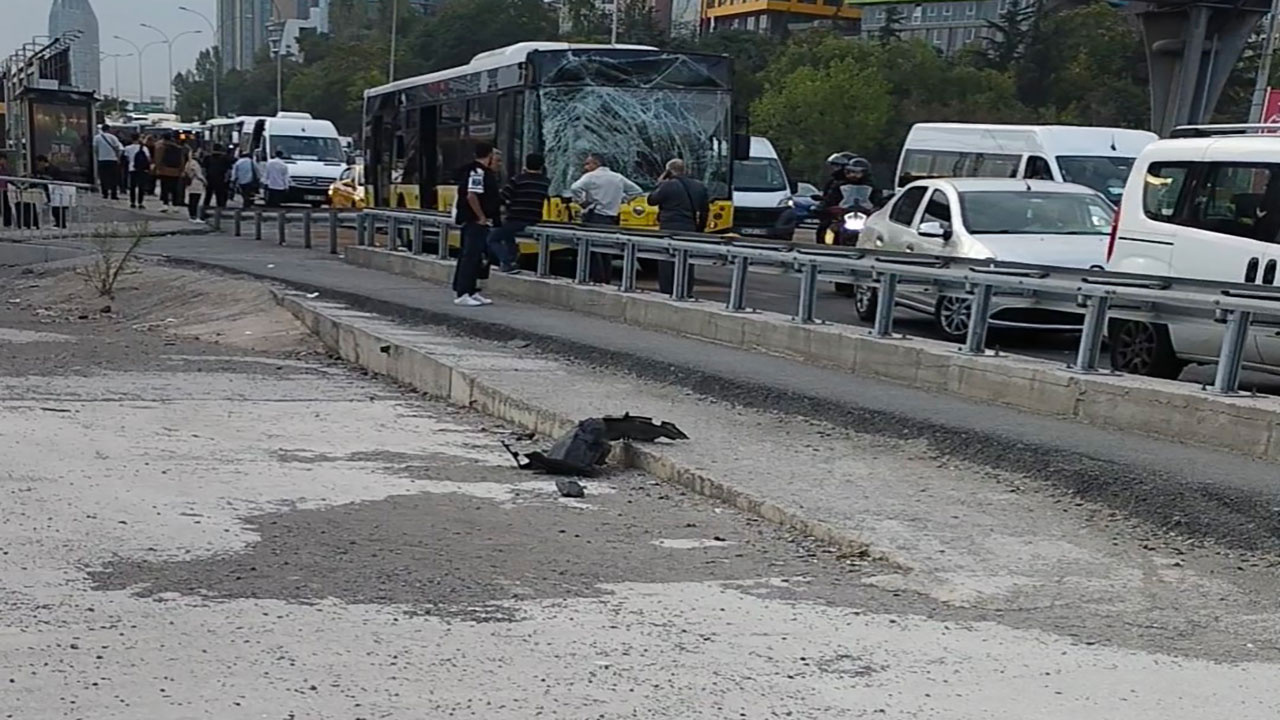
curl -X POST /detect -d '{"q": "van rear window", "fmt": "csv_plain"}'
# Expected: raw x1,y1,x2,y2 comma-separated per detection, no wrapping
899,149,1020,187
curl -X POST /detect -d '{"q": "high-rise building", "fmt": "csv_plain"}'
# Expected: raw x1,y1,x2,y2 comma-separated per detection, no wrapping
218,0,310,70
47,0,100,93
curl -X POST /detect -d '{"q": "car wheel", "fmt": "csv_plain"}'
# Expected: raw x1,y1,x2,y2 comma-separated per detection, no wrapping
853,284,878,322
934,295,972,342
1108,319,1185,379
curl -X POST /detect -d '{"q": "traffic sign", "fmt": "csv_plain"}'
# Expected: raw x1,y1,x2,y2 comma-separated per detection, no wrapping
1265,87,1280,125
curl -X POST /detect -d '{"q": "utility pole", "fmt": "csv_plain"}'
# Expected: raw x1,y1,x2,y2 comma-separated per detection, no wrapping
1249,0,1280,122
389,0,399,82
611,0,620,44
179,5,220,118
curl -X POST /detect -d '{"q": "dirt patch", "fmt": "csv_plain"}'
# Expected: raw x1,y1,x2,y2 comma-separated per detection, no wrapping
6,261,319,354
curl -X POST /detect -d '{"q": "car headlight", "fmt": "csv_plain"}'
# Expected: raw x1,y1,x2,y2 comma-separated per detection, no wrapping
843,213,867,231
780,197,793,208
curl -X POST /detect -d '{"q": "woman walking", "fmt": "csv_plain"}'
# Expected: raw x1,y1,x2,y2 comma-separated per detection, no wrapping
182,150,207,223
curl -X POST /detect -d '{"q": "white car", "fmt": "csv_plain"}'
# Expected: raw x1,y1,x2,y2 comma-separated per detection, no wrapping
1106,124,1280,378
854,178,1115,340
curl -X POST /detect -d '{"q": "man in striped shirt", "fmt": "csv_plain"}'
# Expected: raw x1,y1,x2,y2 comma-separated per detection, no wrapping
489,153,551,274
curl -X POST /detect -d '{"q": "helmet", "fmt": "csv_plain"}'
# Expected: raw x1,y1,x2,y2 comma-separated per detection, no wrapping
826,151,858,168
846,156,871,174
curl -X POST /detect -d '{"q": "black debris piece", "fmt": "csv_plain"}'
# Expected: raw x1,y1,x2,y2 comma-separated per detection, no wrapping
556,479,586,498
601,413,689,442
502,415,690,479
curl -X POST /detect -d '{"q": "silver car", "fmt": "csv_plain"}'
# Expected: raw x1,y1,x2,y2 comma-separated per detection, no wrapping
853,178,1115,340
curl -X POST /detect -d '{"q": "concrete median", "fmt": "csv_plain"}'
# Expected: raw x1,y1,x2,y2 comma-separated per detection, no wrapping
342,246,1280,460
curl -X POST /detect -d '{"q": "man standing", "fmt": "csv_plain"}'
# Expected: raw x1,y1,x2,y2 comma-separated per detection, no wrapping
452,142,501,308
570,153,643,282
232,152,259,208
93,124,124,200
264,150,290,207
123,134,151,210
647,158,710,296
490,152,551,274
201,143,234,212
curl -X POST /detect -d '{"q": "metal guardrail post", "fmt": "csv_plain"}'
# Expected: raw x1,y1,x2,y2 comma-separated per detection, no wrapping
411,218,424,254
537,234,551,277
672,249,692,301
302,210,313,249
620,239,638,292
872,273,899,338
796,262,818,323
328,210,339,254
574,238,591,284
211,208,222,232
961,284,995,355
276,210,287,246
355,214,365,246
1072,295,1110,371
367,214,379,247
1211,309,1253,394
233,209,242,237
727,256,750,312
436,225,450,260
387,216,400,251
254,209,263,241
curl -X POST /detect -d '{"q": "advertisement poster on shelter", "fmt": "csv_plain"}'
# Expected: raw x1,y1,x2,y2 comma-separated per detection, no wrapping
29,102,92,183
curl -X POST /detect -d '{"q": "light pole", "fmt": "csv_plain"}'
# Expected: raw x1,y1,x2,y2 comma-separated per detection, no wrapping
141,24,203,113
113,36,161,105
179,5,219,118
99,51,132,102
267,0,288,114
389,0,398,82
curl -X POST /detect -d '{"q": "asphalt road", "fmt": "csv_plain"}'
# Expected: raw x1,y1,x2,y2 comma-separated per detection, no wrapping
7,267,1280,718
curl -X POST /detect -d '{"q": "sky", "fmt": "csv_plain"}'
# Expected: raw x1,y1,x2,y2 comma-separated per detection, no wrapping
2,0,219,102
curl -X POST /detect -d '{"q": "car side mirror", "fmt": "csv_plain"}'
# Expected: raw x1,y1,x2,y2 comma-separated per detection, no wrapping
788,180,799,194
919,221,952,240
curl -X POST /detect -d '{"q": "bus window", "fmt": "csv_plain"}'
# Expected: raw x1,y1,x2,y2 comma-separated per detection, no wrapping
468,97,496,147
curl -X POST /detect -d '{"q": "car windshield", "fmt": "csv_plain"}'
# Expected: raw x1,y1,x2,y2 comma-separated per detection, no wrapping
270,135,344,163
960,190,1115,235
1055,155,1135,199
733,157,789,193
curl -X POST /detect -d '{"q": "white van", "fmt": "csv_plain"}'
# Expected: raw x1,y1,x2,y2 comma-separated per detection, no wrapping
732,136,797,241
1106,124,1280,378
238,112,346,206
897,123,1158,202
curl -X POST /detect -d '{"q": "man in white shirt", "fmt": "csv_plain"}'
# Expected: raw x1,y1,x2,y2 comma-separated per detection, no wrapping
122,135,151,210
264,150,290,207
93,124,125,200
569,153,642,282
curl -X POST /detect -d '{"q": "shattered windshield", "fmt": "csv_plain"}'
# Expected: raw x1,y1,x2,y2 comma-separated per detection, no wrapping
531,51,733,198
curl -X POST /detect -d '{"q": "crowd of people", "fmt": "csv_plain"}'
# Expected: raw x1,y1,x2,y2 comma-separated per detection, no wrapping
92,123,292,224
450,141,710,309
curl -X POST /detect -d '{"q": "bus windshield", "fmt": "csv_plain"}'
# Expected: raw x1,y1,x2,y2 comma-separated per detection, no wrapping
532,51,732,196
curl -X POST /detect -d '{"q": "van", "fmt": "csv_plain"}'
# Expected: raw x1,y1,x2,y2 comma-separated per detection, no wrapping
732,136,797,241
897,123,1158,202
1106,124,1280,378
238,112,346,206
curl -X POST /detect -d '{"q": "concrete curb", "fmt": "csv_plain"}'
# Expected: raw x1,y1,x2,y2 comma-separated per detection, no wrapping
275,291,877,562
343,246,1280,461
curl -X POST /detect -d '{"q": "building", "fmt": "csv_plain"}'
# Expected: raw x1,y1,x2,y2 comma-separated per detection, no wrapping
47,0,100,93
559,0,703,37
701,0,861,35
218,0,311,70
854,0,1017,54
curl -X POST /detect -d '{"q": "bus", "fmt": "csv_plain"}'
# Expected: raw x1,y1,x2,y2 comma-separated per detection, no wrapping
361,41,741,232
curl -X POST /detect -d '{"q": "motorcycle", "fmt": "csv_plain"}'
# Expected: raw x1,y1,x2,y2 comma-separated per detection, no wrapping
821,186,874,296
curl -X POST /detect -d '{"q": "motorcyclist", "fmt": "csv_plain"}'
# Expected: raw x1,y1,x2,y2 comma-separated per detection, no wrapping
838,156,884,213
816,152,858,240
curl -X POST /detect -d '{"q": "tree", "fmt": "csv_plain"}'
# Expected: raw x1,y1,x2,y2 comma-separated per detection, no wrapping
98,96,131,116
878,6,905,44
561,0,610,41
406,0,559,73
981,1,1036,70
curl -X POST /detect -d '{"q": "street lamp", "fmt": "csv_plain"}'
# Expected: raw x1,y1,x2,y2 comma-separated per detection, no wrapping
99,51,132,102
113,35,163,105
140,24,202,113
178,5,220,118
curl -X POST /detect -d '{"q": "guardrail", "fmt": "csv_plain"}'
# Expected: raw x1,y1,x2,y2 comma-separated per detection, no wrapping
304,208,1280,397
0,175,99,241
207,207,363,255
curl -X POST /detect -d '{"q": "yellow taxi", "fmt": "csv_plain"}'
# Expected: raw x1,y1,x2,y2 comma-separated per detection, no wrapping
328,164,367,209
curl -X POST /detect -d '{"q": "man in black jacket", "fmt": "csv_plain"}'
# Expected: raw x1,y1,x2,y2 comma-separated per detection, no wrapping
202,144,234,212
647,158,709,296
489,152,551,274
451,142,502,307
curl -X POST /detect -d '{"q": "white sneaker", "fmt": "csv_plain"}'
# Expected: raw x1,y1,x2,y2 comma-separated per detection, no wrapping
471,293,493,305
453,294,484,307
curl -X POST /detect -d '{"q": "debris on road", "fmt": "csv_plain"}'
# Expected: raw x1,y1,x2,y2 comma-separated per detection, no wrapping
602,413,689,442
